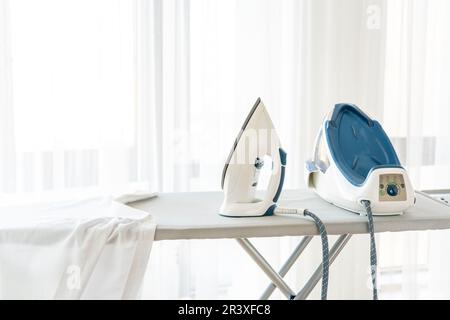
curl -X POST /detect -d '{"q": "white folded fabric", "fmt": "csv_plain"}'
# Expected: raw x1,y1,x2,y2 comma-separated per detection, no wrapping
0,195,156,299
113,190,158,204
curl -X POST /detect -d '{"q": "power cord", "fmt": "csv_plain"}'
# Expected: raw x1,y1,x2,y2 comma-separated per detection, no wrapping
274,207,330,300
360,200,378,300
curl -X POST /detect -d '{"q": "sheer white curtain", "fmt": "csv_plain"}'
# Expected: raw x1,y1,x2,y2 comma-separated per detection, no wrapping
381,0,450,299
2,0,139,194
0,0,15,193
1,0,450,299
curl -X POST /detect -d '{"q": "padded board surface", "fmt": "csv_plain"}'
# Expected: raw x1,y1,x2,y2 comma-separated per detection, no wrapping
130,189,450,240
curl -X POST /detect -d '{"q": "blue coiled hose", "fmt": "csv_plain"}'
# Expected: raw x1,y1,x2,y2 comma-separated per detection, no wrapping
361,200,378,300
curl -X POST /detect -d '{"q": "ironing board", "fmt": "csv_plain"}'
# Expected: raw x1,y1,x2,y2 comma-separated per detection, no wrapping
130,189,450,300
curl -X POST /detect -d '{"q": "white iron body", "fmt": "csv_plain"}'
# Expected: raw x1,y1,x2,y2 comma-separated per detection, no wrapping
306,104,415,216
308,155,414,216
220,98,286,217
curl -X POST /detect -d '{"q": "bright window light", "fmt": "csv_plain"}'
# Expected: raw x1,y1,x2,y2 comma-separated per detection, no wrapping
9,0,136,152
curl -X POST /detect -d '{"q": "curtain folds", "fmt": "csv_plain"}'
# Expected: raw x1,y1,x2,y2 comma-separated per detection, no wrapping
0,0,15,193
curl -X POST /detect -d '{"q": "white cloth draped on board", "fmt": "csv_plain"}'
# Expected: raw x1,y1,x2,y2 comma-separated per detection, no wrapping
0,196,156,299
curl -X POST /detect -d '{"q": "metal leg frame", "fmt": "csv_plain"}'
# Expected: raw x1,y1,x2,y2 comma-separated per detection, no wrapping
236,234,353,300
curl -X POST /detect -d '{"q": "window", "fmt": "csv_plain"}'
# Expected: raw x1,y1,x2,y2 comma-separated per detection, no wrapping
9,0,137,190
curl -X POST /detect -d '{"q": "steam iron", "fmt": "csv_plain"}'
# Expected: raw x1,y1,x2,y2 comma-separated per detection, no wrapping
306,103,415,300
220,98,331,300
220,98,286,217
306,103,415,216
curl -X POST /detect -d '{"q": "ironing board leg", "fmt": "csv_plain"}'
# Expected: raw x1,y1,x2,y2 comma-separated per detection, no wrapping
294,234,352,300
260,236,314,300
236,238,297,299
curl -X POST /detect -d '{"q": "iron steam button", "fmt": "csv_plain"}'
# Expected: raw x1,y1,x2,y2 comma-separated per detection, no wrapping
386,184,399,197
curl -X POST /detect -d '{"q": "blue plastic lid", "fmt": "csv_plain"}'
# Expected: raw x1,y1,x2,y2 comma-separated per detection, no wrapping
325,104,402,186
